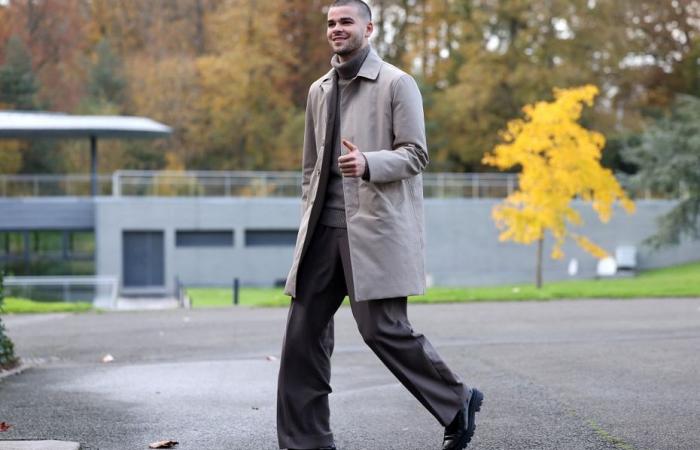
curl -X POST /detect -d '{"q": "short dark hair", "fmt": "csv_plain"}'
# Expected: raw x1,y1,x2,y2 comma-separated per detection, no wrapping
329,0,372,22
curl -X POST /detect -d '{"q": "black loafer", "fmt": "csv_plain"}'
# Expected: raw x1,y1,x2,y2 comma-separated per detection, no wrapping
442,388,484,450
289,445,336,450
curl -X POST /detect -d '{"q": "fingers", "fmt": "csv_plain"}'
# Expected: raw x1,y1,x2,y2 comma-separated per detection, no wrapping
342,139,357,152
338,159,356,175
338,139,364,177
338,152,365,177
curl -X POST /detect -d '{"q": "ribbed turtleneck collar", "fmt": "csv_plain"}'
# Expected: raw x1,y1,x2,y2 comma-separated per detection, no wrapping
331,44,371,80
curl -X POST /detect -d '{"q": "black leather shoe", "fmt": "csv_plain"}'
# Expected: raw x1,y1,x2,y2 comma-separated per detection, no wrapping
442,388,484,450
289,445,336,450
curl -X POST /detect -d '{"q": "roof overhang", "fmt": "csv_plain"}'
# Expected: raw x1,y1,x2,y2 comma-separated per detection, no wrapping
0,111,172,139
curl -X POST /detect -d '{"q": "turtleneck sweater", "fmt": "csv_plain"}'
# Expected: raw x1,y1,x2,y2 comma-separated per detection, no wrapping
319,44,371,229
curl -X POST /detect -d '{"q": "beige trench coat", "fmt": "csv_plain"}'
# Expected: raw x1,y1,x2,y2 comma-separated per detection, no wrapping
284,48,428,302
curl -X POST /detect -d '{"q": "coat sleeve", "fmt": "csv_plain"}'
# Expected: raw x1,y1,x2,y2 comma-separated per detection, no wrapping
362,74,429,183
300,87,318,208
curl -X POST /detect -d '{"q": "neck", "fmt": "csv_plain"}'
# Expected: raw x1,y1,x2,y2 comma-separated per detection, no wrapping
332,44,371,80
337,43,368,64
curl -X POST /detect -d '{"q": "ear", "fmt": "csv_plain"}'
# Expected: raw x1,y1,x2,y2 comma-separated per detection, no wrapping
365,21,374,39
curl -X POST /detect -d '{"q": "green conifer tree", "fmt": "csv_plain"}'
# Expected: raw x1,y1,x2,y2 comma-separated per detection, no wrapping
0,35,39,110
623,95,700,247
0,271,18,370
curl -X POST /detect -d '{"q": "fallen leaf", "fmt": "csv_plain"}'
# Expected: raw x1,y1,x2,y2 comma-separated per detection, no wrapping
149,440,178,448
0,422,12,432
102,354,115,363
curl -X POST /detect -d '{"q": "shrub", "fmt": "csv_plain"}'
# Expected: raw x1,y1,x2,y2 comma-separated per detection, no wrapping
0,271,18,370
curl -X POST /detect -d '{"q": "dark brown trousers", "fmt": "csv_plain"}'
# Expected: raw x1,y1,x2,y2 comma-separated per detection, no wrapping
277,224,467,449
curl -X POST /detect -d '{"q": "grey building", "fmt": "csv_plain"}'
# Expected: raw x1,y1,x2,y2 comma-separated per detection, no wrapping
1,171,698,299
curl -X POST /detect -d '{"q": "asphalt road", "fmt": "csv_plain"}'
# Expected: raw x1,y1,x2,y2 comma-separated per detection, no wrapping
1,298,699,450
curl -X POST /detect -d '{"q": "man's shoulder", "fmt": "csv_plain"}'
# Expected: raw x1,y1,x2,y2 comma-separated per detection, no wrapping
377,59,412,83
308,69,334,93
363,49,413,85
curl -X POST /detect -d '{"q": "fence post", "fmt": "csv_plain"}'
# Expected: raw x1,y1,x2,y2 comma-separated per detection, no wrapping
233,278,240,306
63,280,69,303
174,276,183,308
112,172,120,197
507,175,514,196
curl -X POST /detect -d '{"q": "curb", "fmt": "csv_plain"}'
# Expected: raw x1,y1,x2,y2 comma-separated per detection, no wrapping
0,441,81,450
1,364,80,450
0,360,30,381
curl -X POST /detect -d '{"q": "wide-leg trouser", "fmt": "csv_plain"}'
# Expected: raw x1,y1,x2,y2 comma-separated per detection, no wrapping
277,225,467,449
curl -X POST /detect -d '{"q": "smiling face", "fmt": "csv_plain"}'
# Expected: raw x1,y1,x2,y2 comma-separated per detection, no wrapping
326,4,373,62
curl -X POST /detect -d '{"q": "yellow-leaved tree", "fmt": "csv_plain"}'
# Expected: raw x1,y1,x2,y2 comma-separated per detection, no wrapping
482,85,635,288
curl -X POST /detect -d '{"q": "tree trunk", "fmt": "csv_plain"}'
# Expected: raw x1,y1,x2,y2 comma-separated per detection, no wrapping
536,236,544,289
193,0,206,55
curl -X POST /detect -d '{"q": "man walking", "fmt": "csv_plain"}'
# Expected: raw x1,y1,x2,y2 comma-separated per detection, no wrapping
278,1,483,449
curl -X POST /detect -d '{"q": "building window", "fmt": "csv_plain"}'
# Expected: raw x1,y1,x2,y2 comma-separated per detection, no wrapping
245,229,297,247
29,231,63,258
68,231,95,257
0,230,95,276
176,230,234,247
0,231,26,258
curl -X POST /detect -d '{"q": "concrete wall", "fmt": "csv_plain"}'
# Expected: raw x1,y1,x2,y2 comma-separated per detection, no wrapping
425,199,700,286
94,197,700,295
0,198,94,230
95,198,300,295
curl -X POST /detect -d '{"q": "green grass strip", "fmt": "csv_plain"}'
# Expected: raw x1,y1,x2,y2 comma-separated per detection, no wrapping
187,261,700,308
2,297,93,314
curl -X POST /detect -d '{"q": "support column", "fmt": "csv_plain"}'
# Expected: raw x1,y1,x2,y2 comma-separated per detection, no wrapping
90,135,98,196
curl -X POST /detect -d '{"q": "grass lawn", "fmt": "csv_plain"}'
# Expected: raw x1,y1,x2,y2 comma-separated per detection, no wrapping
187,287,290,308
186,261,700,308
1,297,94,314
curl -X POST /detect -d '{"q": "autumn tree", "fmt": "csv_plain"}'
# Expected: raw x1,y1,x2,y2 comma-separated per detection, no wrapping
483,85,635,288
623,94,700,247
1,0,700,174
191,0,298,171
393,0,700,171
279,0,330,108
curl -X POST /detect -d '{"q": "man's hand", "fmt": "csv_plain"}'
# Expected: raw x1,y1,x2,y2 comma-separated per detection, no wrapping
338,139,367,177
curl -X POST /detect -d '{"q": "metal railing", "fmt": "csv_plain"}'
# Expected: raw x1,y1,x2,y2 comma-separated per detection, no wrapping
0,174,112,197
112,170,520,198
3,275,119,309
0,170,665,199
113,170,302,197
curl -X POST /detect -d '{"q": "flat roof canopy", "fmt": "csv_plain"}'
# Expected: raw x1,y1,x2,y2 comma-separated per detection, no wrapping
0,111,172,196
0,111,172,138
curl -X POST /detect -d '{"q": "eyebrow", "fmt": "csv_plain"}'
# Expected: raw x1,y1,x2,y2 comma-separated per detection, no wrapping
328,16,355,23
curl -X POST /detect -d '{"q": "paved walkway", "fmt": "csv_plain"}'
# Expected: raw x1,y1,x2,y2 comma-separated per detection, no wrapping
1,299,699,449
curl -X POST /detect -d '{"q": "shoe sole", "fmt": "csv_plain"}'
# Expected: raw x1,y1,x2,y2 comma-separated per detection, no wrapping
458,388,484,449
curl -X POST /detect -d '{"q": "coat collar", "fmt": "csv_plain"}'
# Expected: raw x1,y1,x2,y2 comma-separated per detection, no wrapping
356,47,382,80
320,46,382,92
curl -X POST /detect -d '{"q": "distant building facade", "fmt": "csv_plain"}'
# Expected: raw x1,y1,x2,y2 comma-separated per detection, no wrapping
1,172,698,298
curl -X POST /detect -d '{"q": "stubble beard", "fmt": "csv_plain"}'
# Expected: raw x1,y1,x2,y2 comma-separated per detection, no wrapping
333,34,364,58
